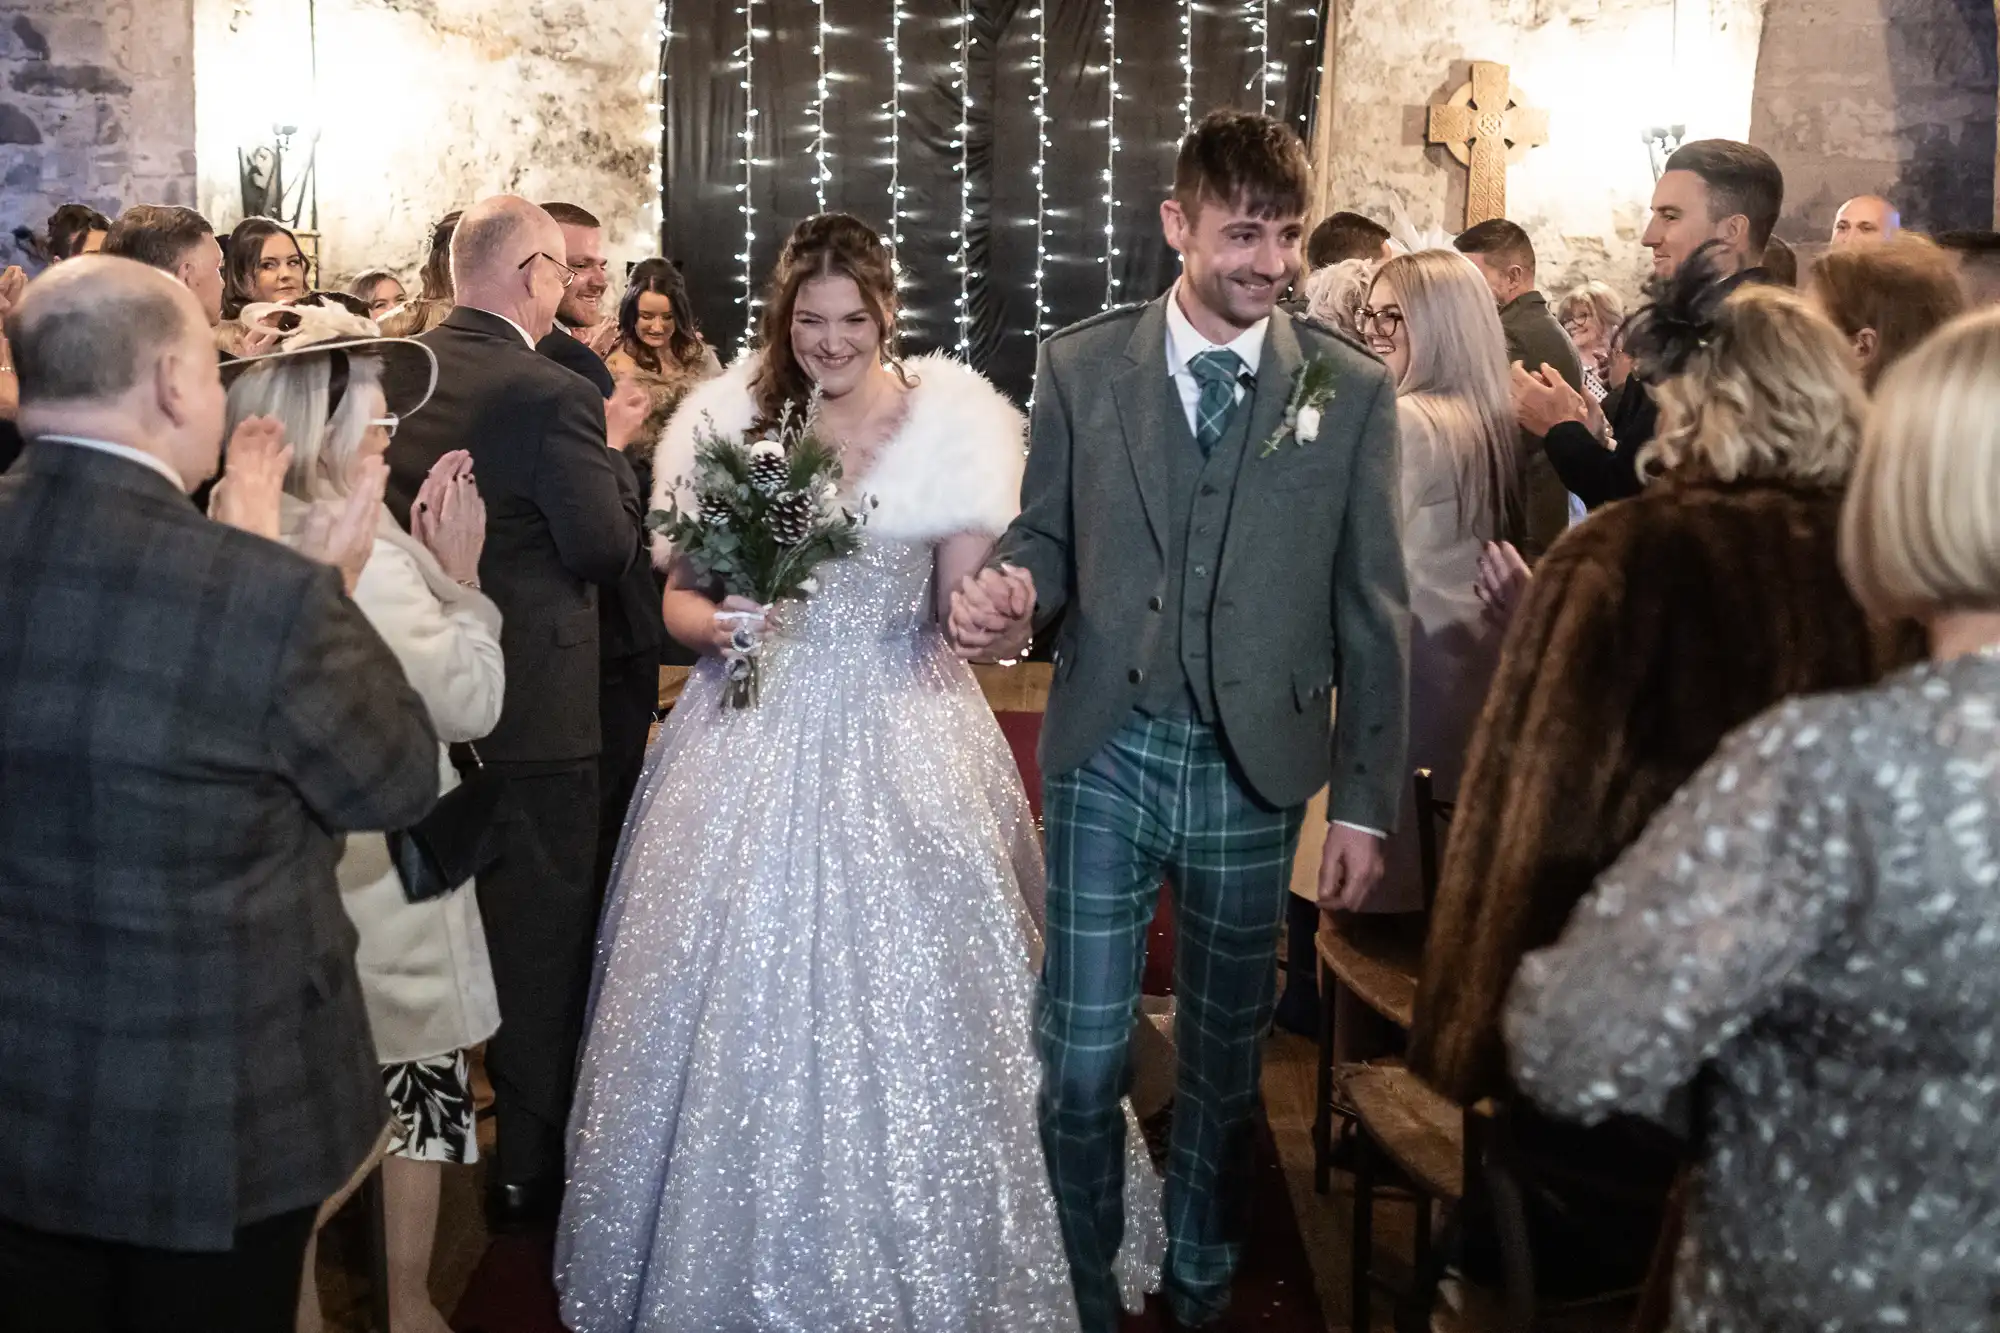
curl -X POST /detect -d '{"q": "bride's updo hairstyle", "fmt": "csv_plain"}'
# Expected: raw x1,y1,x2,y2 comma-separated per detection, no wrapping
752,212,906,427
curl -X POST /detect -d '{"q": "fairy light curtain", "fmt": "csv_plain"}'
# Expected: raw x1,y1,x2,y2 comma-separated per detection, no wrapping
660,0,1326,403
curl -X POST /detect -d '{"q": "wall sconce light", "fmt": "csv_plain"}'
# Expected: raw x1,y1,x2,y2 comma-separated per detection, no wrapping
1643,123,1686,181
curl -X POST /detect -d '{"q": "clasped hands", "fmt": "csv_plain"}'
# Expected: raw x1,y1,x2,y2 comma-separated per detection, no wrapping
947,565,1036,662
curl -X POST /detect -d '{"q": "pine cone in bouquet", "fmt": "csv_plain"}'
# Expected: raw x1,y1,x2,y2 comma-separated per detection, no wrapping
768,489,816,546
747,439,789,496
697,489,736,527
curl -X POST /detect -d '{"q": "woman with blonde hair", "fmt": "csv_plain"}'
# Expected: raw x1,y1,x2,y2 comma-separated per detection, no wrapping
1340,248,1514,913
223,297,504,1333
1556,279,1626,391
1409,249,1914,1301
1807,233,1965,392
1508,306,2000,1332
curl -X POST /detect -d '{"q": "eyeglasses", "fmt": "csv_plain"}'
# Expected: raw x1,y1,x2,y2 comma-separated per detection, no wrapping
518,251,578,288
1356,306,1405,337
368,415,400,439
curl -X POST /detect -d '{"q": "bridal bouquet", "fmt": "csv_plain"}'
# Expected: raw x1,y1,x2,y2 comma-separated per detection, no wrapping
647,403,866,708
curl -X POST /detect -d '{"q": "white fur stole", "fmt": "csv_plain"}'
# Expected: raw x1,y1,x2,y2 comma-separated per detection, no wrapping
649,352,1026,565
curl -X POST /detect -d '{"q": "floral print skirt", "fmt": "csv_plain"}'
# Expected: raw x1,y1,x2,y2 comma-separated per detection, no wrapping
382,1049,478,1164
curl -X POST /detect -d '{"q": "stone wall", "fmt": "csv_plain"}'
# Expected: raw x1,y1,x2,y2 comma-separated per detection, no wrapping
1749,0,1997,241
192,0,662,288
1318,0,1768,303
0,0,196,267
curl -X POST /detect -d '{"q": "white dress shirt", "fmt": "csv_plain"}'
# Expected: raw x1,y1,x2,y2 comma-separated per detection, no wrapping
39,434,186,491
1160,288,1383,842
1163,281,1265,436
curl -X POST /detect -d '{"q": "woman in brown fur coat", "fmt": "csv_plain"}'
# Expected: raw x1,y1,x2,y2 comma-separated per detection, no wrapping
1408,257,1917,1293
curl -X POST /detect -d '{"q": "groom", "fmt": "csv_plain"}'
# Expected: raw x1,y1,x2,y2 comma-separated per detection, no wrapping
952,110,1409,1329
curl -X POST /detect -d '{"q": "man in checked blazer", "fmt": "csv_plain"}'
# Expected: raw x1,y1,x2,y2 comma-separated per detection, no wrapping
0,259,440,1330
953,112,1410,1330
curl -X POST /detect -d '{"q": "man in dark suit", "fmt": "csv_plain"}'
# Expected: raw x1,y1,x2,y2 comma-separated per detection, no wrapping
385,195,642,1230
1455,218,1585,557
1527,140,1783,510
0,257,440,1331
536,200,668,901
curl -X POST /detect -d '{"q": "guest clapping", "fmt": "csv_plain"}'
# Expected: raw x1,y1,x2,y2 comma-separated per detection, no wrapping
1507,306,2000,1333
0,257,439,1330
224,297,504,1333
385,195,642,1232
1410,261,1914,1297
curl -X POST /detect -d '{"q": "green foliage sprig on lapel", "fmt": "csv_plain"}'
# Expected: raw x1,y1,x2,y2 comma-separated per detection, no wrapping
1259,357,1340,458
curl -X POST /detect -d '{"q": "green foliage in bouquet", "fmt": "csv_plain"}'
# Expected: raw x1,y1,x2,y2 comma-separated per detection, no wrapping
645,403,866,606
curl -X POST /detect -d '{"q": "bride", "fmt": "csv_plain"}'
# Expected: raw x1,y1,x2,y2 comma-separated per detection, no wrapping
555,213,1161,1331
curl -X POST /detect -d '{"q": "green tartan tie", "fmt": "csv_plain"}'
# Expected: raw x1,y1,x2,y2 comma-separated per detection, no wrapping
1188,349,1245,455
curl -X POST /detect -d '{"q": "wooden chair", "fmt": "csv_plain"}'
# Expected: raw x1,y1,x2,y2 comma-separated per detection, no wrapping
1321,769,1464,1331
1339,773,1636,1333
1311,771,1451,1193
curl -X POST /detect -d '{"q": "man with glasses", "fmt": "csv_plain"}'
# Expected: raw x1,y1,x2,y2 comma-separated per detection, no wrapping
541,202,619,367
384,195,644,1236
535,201,672,935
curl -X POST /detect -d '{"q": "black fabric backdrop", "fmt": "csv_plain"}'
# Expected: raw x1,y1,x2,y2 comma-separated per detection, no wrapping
662,0,1326,404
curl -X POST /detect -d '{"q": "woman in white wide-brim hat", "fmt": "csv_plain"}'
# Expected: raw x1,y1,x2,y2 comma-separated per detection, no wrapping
224,295,503,1333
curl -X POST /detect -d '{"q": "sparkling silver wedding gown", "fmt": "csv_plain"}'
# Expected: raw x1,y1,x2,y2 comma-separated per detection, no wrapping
556,534,1162,1332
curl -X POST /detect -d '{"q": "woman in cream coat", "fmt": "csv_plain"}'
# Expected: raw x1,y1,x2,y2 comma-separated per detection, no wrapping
223,298,503,1333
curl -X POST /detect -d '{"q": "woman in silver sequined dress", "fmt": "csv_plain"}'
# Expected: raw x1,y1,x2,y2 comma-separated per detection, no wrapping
555,216,1161,1331
1507,307,2000,1331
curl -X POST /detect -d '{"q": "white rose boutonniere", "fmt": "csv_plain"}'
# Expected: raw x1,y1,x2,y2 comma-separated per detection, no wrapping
1260,356,1339,458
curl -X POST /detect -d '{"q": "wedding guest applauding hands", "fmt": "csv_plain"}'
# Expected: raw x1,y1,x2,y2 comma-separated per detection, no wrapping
386,195,641,1234
1410,253,1915,1302
1509,306,2000,1333
0,256,438,1333
224,298,504,1333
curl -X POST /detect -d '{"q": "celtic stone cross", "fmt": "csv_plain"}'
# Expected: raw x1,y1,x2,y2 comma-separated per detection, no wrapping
1425,61,1549,227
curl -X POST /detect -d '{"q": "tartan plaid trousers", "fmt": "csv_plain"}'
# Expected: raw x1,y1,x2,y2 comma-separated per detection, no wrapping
1038,711,1305,1330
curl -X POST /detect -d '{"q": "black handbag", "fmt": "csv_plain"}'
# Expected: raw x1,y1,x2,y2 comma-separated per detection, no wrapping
387,747,513,904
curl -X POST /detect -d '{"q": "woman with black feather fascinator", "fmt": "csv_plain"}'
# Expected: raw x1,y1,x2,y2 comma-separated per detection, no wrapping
1406,238,1920,1306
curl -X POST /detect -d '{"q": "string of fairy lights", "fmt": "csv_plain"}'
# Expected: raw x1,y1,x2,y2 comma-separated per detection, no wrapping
812,0,830,214
1101,0,1121,308
735,0,760,318
702,1,1321,357
953,0,973,355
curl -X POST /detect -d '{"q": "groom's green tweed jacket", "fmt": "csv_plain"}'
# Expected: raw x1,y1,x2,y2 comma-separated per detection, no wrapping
994,294,1411,830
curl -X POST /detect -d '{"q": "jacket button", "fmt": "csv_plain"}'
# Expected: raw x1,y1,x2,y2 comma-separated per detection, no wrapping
1128,667,1145,684
1147,595,1164,612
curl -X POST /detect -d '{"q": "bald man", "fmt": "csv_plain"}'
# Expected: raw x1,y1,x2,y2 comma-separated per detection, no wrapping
1832,194,1901,247
0,257,438,1330
384,195,645,1233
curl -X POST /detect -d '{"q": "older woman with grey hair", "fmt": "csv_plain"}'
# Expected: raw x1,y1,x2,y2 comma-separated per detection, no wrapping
223,297,504,1333
1506,307,2000,1332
